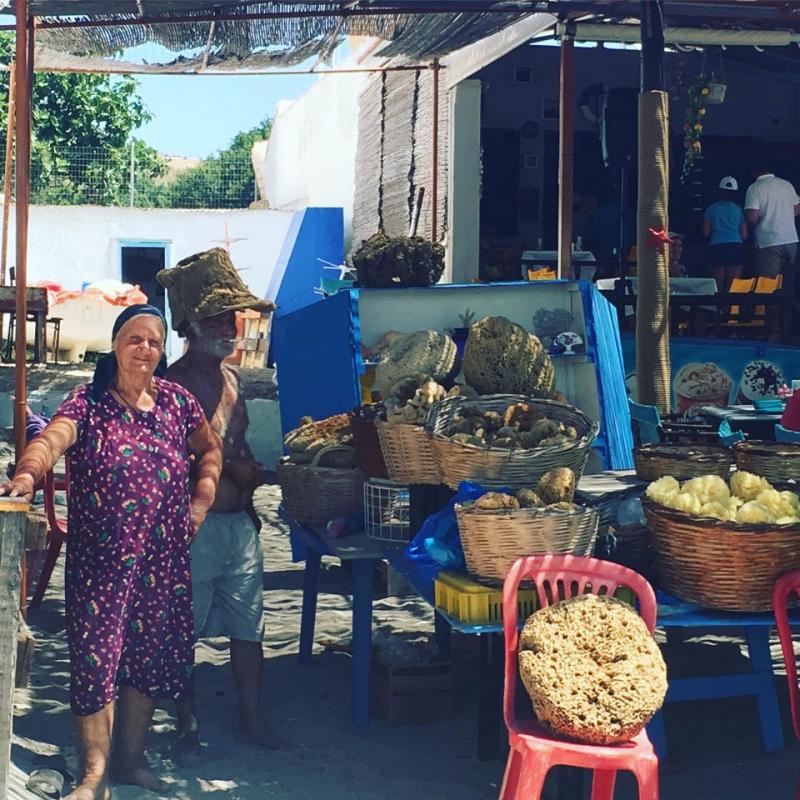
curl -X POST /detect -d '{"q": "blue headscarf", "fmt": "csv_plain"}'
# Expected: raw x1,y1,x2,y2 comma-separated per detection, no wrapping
90,304,168,401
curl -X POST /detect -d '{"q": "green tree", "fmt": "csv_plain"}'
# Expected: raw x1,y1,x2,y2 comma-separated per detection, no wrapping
155,117,271,209
0,31,165,205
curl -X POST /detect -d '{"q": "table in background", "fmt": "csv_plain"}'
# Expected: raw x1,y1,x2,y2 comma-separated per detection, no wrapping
596,277,718,317
694,404,783,441
0,286,47,363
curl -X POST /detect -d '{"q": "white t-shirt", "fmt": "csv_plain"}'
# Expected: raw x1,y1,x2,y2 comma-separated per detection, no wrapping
744,173,800,248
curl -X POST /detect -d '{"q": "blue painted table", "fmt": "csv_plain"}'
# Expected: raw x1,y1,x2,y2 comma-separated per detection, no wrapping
284,513,385,729
385,549,792,761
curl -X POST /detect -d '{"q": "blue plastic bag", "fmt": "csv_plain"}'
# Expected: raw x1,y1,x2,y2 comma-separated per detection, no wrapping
405,481,509,577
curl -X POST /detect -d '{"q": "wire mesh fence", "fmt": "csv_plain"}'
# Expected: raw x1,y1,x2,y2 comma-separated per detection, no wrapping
0,143,261,209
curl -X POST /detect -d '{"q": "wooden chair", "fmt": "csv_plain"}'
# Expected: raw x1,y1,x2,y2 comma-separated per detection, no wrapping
30,465,68,608
718,276,781,335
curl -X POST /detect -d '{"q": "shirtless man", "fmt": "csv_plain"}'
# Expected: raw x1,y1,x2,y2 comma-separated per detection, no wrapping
158,249,277,749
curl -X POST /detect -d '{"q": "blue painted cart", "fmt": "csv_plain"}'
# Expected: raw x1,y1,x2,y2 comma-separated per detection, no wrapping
271,280,634,471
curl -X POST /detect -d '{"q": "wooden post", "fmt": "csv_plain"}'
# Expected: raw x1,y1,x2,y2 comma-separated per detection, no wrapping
14,2,30,461
0,500,31,798
1,61,16,289
557,27,575,280
14,3,32,617
431,58,440,244
635,0,671,413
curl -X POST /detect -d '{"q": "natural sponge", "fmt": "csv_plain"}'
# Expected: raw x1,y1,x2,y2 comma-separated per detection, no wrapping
518,594,667,745
463,316,555,397
374,330,457,397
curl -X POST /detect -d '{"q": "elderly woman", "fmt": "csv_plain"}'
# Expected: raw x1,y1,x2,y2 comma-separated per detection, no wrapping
1,304,222,800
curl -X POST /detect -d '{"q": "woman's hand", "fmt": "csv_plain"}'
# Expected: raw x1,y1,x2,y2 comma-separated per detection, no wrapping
0,472,35,502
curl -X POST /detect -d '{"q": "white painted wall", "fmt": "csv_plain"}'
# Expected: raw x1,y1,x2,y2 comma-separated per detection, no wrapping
260,72,365,251
6,204,294,294
447,80,482,283
5,203,294,360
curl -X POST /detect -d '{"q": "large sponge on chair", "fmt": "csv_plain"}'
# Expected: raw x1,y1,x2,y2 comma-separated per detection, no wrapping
518,594,667,745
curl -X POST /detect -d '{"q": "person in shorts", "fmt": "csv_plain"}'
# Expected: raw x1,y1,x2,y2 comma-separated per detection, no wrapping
157,248,279,750
703,176,747,292
745,163,800,285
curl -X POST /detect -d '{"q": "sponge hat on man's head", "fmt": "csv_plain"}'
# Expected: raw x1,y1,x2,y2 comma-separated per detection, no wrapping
719,176,738,191
156,248,274,333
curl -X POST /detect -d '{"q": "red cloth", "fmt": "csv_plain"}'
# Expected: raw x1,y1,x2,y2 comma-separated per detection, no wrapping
780,392,800,431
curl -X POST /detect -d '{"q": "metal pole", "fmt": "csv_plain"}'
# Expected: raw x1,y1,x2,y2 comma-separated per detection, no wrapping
14,2,30,463
557,26,575,280
1,62,16,289
129,139,135,207
431,58,440,243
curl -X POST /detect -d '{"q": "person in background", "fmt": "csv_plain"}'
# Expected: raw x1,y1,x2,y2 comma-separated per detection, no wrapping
668,232,687,278
703,176,747,291
744,162,800,288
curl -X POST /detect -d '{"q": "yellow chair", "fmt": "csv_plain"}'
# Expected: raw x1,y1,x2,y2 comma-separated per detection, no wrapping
725,277,756,324
527,268,556,281
754,275,782,321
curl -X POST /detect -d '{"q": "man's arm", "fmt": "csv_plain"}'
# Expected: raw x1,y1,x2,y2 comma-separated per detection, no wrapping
745,208,759,230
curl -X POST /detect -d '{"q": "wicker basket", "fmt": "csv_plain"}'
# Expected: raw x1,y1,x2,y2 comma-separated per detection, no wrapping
733,440,800,484
634,443,732,482
428,395,598,491
376,419,440,485
349,408,389,478
277,446,366,525
456,504,599,582
643,498,800,611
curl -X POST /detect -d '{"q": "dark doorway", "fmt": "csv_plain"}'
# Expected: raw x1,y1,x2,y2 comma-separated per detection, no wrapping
120,245,167,315
480,128,521,237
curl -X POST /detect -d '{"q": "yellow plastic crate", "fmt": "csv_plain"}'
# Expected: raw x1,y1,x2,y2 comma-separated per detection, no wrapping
434,571,538,624
434,571,636,625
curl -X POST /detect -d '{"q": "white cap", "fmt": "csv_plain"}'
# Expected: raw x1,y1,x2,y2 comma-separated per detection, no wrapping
719,176,738,191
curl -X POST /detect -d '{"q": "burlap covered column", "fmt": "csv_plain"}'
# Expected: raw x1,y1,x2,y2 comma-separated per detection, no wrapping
635,90,671,414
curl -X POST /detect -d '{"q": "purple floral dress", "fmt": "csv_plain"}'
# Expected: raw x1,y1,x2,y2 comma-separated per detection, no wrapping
56,378,204,716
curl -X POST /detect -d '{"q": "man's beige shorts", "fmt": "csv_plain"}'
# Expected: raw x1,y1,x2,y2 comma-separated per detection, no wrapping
191,510,265,642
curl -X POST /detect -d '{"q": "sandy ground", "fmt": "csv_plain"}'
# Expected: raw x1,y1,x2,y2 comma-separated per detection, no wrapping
7,481,800,799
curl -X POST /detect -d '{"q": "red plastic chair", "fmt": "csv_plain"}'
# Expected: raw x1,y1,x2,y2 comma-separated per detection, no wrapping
772,571,800,799
30,465,69,608
500,554,660,800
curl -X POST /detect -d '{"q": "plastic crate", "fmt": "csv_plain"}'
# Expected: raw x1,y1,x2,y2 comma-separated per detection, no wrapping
434,571,538,625
434,571,636,625
371,660,453,724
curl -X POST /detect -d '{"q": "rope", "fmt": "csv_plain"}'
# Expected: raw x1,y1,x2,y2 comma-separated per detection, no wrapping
635,91,671,414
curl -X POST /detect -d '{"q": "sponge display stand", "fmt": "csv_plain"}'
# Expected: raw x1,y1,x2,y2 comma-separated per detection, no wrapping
272,279,633,471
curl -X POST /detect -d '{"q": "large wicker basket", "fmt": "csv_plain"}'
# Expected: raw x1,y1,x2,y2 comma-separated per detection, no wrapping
733,440,800,484
456,504,599,582
278,446,366,524
643,498,800,611
428,395,598,491
375,419,440,485
634,443,732,482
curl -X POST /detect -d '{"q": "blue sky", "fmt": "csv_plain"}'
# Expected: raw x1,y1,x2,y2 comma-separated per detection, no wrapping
133,72,318,158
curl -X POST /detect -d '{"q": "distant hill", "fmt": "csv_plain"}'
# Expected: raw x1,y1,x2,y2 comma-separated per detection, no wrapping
158,154,203,183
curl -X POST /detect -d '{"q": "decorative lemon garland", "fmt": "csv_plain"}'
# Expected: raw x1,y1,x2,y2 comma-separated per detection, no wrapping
680,74,711,183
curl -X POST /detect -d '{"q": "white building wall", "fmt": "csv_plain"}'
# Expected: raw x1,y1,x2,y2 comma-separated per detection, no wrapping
261,72,365,251
6,204,294,294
